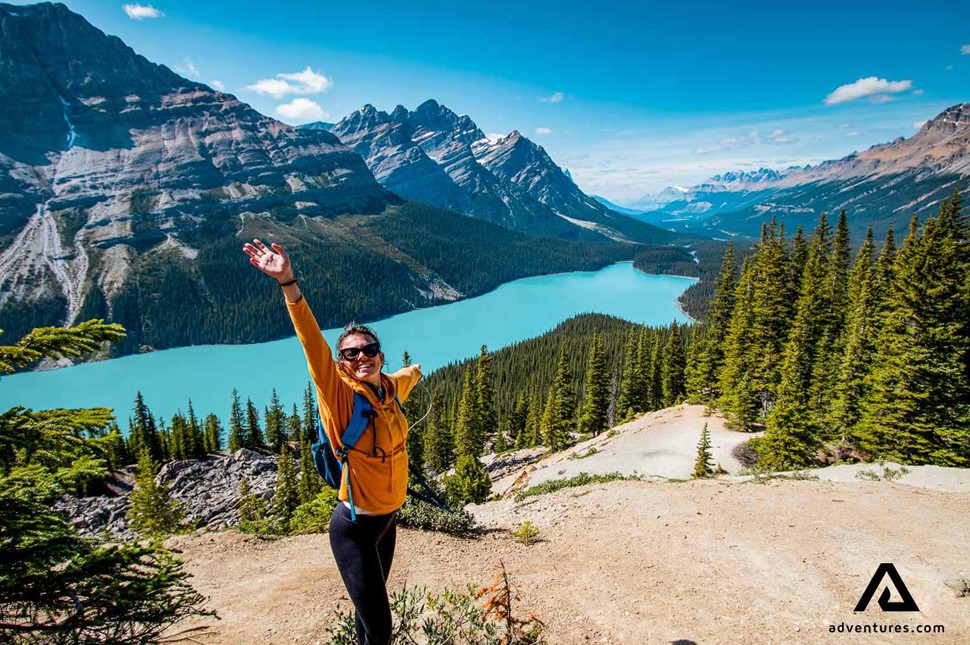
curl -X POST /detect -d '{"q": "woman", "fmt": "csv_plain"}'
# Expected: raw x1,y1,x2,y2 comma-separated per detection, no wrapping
243,238,421,645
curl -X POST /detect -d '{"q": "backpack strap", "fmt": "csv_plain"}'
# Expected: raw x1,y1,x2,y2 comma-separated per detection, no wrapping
336,392,375,458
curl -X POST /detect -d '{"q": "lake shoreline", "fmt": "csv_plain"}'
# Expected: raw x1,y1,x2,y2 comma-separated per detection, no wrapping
1,265,697,425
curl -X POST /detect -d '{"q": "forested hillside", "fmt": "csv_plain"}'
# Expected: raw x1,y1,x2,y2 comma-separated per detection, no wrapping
2,201,676,358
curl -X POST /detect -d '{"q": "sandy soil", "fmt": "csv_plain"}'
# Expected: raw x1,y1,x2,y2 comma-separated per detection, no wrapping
165,406,970,644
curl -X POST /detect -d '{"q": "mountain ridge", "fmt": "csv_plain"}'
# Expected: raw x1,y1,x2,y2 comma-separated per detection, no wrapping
328,101,681,244
628,104,970,238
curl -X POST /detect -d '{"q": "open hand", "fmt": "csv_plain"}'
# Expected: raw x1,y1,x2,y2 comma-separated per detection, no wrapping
242,239,293,283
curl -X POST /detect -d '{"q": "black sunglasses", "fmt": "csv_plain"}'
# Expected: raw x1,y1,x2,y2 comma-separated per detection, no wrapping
339,342,381,361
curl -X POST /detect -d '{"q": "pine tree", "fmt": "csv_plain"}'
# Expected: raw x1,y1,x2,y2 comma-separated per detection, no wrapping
761,214,834,469
265,389,286,452
169,412,188,461
832,228,876,445
787,225,809,303
634,327,653,411
406,396,426,474
616,328,640,418
0,320,209,639
185,400,203,458
129,391,162,463
271,448,300,533
203,413,223,454
524,378,543,447
401,351,412,367
127,450,184,535
297,434,322,504
693,423,714,479
748,220,790,418
237,476,264,529
454,367,479,458
857,201,970,465
687,241,737,404
228,388,245,452
245,398,265,449
719,257,759,428
424,391,454,474
541,347,575,451
475,345,497,452
647,332,664,412
661,322,686,407
577,331,610,436
508,392,529,448
444,454,492,505
809,209,852,431
156,415,171,463
302,381,317,442
287,403,303,442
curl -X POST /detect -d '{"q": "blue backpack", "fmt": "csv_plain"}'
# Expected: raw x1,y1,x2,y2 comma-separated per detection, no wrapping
311,390,451,522
311,391,388,521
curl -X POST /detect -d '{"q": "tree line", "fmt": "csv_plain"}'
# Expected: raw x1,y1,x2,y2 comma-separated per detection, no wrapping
686,190,969,468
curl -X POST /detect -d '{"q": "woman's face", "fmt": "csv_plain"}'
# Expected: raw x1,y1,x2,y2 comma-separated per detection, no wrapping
338,333,384,385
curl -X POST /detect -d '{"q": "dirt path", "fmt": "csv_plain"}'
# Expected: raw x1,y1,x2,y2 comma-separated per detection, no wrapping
167,476,969,644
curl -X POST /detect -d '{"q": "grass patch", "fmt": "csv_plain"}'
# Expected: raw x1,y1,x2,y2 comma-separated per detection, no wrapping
514,472,641,502
740,465,819,484
567,446,600,460
855,462,910,482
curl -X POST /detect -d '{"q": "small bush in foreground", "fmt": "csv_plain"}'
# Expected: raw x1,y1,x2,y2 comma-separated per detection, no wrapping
397,496,478,536
513,472,641,502
511,521,540,545
326,562,545,644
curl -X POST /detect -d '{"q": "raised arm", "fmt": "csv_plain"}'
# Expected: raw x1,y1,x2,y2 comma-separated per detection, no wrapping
243,239,348,410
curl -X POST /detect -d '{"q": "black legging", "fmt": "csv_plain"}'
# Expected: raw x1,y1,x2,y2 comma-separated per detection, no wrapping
329,503,398,645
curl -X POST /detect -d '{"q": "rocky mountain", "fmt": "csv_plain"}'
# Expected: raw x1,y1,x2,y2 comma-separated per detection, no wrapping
328,101,678,244
0,3,661,356
639,104,970,238
54,448,280,540
0,2,393,332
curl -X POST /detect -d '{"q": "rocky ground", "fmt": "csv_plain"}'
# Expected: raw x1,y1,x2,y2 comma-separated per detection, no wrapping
162,406,970,644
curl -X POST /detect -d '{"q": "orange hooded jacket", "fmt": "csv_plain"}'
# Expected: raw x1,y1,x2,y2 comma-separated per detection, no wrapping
287,297,421,515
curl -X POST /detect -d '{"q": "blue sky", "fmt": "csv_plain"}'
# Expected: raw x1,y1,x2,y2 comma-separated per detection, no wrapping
12,0,970,202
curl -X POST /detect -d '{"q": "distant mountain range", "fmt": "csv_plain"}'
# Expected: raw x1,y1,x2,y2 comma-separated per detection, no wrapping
322,102,676,244
618,106,970,238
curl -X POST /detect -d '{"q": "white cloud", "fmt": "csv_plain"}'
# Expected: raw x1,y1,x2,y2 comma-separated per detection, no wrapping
869,94,895,104
247,67,332,99
767,129,795,144
539,92,564,103
694,147,712,154
275,98,329,123
912,120,928,130
535,127,552,135
210,80,225,92
824,77,913,106
174,58,200,79
846,131,860,137
123,4,164,19
946,65,954,71
961,44,970,55
716,129,796,149
912,89,924,96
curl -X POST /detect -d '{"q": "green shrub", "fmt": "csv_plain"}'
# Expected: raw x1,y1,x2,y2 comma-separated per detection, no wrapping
289,488,339,534
444,454,492,505
397,496,478,536
511,521,540,545
327,564,545,644
513,472,640,502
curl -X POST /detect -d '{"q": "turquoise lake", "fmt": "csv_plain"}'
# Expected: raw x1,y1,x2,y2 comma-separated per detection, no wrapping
0,262,695,425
